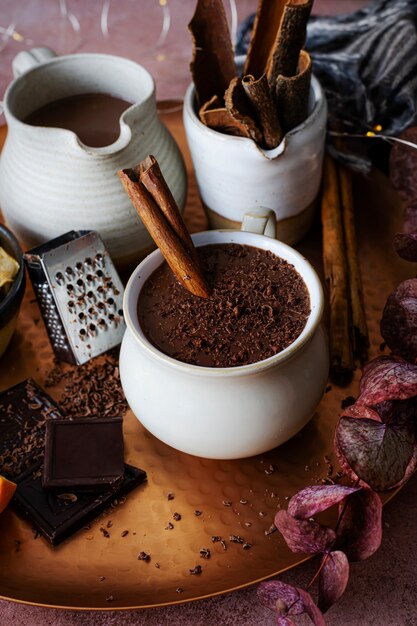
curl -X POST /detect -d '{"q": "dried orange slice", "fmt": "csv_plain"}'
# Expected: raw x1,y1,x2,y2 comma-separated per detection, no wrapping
0,475,17,514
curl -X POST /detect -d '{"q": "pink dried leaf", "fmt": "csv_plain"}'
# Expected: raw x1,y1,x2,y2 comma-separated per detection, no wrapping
258,581,305,614
275,509,336,554
380,280,417,364
394,232,417,262
358,355,417,405
403,205,417,234
288,485,360,519
342,403,382,422
335,414,415,491
336,488,382,561
277,618,296,626
257,581,325,626
317,550,349,613
298,588,326,626
389,127,417,204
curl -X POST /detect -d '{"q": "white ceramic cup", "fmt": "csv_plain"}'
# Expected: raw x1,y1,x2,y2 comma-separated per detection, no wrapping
120,213,329,460
183,63,327,246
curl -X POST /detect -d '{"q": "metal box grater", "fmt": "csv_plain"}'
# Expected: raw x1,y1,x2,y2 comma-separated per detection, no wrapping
24,230,126,365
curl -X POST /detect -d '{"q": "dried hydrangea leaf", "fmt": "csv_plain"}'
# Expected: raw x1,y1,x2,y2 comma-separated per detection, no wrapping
389,127,417,204
336,488,382,561
258,580,305,614
393,232,417,262
403,204,417,234
318,551,349,613
297,588,326,626
357,355,417,405
277,618,296,626
0,246,19,289
380,281,417,363
257,581,325,625
287,485,360,520
342,403,382,422
275,509,336,554
335,414,415,491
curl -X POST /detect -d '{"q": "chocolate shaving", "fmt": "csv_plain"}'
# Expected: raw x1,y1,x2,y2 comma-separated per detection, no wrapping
188,0,236,107
275,50,312,133
45,352,128,419
189,564,203,575
200,548,211,559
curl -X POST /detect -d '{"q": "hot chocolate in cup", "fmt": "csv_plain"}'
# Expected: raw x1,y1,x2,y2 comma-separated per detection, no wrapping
120,211,329,460
183,57,327,246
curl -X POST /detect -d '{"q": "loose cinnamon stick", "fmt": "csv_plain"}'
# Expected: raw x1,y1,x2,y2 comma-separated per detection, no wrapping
119,165,211,299
224,77,263,145
339,164,369,361
244,0,313,83
242,74,282,149
275,50,312,133
321,156,354,384
188,0,236,107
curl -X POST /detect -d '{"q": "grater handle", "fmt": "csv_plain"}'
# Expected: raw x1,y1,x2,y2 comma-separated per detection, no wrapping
12,47,57,78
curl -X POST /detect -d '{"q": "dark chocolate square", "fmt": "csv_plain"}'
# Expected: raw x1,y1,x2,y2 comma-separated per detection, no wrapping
14,463,147,545
0,379,65,481
43,417,124,490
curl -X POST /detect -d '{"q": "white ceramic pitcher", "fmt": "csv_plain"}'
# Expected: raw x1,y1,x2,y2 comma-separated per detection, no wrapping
0,48,187,269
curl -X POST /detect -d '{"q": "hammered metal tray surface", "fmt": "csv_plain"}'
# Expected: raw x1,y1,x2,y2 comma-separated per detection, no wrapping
0,109,411,609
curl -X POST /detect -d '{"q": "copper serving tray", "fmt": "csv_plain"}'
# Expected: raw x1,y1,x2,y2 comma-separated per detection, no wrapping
0,107,411,610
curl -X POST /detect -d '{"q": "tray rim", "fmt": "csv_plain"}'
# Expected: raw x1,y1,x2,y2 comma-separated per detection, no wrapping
0,120,407,612
0,479,400,611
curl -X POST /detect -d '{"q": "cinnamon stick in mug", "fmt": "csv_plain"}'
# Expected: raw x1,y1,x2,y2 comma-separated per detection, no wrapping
139,155,198,263
119,163,211,299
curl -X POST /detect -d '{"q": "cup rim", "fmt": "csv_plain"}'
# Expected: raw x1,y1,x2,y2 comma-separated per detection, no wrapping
123,230,324,378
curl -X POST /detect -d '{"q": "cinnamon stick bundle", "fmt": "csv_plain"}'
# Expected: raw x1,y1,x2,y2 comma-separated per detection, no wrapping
188,0,314,150
118,158,211,299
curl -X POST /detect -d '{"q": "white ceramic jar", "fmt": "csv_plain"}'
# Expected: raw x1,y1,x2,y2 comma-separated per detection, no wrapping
120,225,329,460
0,48,186,269
183,71,327,246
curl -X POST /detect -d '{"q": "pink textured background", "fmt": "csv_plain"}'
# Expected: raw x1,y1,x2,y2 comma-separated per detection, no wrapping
2,1,417,624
